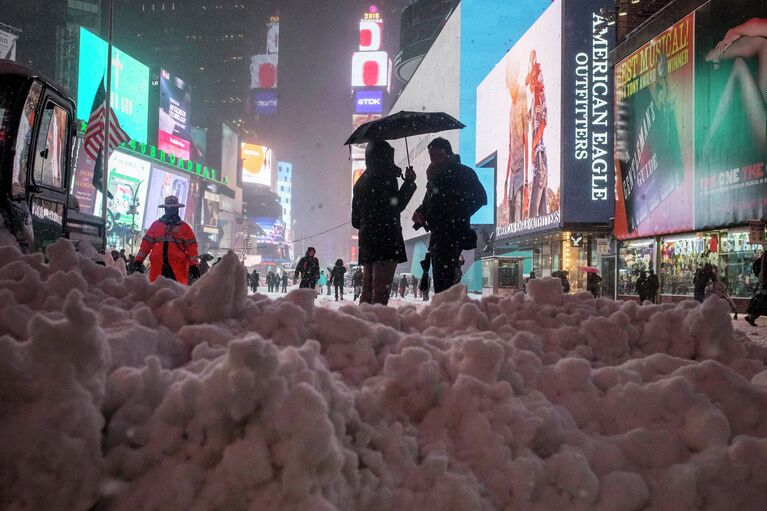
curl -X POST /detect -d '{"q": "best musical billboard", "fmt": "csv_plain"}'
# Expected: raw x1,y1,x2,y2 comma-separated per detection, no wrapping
240,143,273,187
614,15,695,239
476,1,562,238
158,69,192,160
77,27,149,143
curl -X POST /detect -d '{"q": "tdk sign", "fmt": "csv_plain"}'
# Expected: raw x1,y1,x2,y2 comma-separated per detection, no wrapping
355,91,383,114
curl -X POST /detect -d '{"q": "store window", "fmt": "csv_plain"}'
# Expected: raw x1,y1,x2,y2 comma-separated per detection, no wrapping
618,239,654,297
716,231,761,298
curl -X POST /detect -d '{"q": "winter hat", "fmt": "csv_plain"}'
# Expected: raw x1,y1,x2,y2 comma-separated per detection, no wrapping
365,140,394,165
158,195,185,208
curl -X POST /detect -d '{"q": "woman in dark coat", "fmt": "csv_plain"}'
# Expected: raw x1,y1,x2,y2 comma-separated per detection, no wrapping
330,259,347,301
352,141,416,305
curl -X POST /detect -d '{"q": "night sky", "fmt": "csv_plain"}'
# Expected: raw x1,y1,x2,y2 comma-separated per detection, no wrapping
261,0,406,263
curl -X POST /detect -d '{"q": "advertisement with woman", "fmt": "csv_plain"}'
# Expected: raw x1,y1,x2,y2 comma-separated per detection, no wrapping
614,14,695,239
694,0,767,229
476,1,562,239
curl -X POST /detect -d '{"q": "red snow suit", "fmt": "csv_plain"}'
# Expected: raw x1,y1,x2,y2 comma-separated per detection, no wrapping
136,217,198,285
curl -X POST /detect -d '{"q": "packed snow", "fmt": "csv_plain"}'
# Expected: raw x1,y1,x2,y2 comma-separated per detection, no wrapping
2,240,767,510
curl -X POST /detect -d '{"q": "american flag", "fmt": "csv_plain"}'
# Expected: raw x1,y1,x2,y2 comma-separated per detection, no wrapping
83,77,130,161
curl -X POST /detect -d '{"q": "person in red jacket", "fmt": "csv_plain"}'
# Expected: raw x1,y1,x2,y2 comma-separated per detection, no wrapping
133,196,200,285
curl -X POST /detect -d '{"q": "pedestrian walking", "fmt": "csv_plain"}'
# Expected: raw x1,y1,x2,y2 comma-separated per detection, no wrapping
330,259,347,301
391,276,398,298
281,272,288,293
352,267,363,300
294,247,320,289
411,274,419,299
636,270,648,303
133,196,200,285
693,263,713,303
318,270,328,295
411,138,487,294
419,255,431,301
351,140,417,305
250,270,259,294
399,274,408,298
746,251,766,326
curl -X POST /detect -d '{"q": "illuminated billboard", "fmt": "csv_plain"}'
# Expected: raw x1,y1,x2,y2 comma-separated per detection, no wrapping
352,51,389,87
355,90,383,113
253,91,278,115
202,184,221,235
614,16,694,239
143,166,191,229
77,27,149,143
476,2,562,238
252,217,286,244
241,143,273,187
221,123,238,186
106,152,150,229
158,69,192,160
250,54,278,89
360,19,383,51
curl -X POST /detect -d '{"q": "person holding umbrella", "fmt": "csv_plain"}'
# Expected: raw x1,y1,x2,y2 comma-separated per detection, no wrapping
411,138,487,294
352,141,417,305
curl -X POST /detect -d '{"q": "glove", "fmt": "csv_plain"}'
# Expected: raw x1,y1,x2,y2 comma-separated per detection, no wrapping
189,265,201,279
132,260,145,273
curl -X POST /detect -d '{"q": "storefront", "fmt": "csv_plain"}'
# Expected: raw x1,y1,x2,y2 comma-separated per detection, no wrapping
490,229,613,295
617,229,763,305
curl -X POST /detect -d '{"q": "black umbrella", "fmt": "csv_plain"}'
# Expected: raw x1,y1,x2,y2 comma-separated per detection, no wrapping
344,110,465,166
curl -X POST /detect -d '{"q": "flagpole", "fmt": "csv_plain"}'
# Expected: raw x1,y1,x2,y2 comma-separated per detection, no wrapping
101,0,114,248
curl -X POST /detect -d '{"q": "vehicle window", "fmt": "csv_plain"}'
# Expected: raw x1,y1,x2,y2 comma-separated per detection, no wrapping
11,81,42,198
32,101,68,189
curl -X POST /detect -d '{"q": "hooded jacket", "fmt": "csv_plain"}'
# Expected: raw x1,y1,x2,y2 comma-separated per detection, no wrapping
352,141,416,264
294,249,320,286
330,261,347,287
136,213,198,285
415,154,487,244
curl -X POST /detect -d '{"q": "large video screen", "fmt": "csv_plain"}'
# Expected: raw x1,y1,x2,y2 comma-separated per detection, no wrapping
158,69,192,160
241,143,273,187
476,1,562,239
255,217,286,244
143,166,191,229
459,0,553,226
77,27,149,143
106,152,150,229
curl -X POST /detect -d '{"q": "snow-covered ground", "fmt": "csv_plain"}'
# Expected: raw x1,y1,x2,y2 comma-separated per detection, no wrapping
3,240,767,510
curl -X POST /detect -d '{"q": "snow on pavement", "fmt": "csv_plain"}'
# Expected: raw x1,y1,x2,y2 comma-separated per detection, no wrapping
2,240,767,510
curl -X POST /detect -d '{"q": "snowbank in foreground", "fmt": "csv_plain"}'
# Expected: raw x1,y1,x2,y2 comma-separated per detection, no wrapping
2,240,767,511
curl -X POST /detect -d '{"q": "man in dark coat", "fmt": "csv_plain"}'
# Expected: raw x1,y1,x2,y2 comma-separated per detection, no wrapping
636,270,648,303
330,259,347,301
693,263,713,303
352,141,417,305
281,272,288,293
294,247,320,289
646,269,659,303
250,270,259,294
412,138,487,294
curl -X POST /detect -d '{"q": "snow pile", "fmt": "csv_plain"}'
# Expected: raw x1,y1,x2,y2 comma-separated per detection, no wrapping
2,240,767,510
